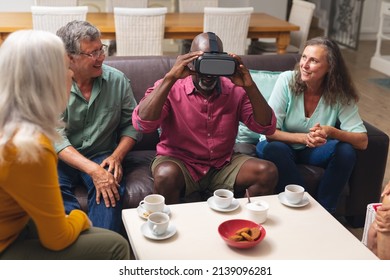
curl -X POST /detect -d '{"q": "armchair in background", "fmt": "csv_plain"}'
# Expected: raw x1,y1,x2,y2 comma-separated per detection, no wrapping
178,0,218,54
106,0,149,55
31,5,88,34
203,7,253,55
113,7,167,56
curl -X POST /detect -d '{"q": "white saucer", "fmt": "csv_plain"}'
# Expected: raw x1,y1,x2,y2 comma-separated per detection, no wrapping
207,197,240,212
278,192,310,208
137,205,171,219
141,222,177,240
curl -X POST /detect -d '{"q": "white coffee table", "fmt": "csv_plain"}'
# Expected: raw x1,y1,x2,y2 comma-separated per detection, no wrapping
122,193,378,260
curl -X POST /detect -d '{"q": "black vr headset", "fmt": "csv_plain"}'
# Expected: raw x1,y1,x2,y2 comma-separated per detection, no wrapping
193,32,237,76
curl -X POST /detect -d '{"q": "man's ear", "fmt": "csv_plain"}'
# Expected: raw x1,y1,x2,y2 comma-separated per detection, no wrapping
68,53,75,64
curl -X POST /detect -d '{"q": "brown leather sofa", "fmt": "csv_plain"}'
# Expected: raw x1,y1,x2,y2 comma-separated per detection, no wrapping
73,54,389,228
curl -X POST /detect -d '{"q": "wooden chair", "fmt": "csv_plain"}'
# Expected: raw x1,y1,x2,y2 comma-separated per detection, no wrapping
31,6,88,34
203,7,253,55
113,7,167,56
106,0,149,55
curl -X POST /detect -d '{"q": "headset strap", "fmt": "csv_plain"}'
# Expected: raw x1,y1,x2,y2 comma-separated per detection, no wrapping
207,32,219,53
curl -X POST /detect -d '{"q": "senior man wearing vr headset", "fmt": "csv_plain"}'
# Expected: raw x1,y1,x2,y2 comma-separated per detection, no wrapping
132,32,277,204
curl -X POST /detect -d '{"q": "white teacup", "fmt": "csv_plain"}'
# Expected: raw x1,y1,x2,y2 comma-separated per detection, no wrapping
147,212,170,236
139,194,165,213
213,189,234,209
246,200,269,224
284,184,305,204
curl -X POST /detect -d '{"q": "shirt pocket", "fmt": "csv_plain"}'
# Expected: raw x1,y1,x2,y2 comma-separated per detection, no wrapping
97,105,120,134
215,114,237,141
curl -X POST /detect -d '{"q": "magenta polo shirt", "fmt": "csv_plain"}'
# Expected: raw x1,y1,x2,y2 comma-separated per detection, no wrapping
132,76,276,182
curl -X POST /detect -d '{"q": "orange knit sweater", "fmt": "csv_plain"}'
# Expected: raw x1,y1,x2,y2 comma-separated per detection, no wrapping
0,135,89,253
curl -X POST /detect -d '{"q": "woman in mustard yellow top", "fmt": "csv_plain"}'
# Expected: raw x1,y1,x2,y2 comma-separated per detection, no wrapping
0,30,129,259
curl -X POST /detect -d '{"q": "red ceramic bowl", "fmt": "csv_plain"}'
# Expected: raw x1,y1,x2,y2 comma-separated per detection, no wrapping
218,219,266,249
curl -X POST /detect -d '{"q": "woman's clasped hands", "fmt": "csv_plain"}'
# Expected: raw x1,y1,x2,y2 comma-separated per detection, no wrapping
305,123,328,148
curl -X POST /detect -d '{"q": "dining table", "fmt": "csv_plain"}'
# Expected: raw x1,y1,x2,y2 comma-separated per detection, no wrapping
0,12,299,54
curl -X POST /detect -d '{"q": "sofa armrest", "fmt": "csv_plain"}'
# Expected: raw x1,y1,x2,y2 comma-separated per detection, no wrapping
346,121,389,222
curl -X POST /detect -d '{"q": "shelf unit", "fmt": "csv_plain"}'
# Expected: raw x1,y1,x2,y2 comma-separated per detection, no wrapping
370,0,390,76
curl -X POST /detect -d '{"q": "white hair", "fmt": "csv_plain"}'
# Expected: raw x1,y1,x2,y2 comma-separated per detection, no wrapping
0,30,68,163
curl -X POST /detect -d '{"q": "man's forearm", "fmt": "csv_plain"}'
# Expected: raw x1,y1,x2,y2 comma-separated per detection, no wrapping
111,136,136,162
58,146,100,175
138,76,175,120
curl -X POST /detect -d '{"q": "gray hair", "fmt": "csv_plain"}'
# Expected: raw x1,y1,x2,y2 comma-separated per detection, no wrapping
0,30,68,163
56,20,101,54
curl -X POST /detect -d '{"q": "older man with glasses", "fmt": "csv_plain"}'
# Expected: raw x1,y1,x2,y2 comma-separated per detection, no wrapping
55,20,141,234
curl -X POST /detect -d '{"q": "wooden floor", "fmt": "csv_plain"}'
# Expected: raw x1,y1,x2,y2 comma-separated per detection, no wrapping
341,40,390,188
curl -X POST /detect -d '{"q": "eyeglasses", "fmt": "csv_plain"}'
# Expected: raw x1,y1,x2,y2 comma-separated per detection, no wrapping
79,44,108,59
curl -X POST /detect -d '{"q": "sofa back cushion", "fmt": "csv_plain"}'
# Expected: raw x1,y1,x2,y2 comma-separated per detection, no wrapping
104,54,300,103
250,70,282,101
104,55,176,103
236,70,282,144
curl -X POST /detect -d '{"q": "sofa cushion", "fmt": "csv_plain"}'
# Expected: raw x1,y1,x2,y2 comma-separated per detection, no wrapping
122,150,155,208
249,70,282,101
236,70,281,144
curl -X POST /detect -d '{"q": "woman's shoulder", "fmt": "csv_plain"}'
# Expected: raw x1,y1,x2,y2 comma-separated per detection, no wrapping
38,134,56,154
272,71,295,94
1,133,55,163
273,71,295,88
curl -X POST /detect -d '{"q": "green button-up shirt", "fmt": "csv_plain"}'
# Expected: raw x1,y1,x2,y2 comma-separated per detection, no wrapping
55,64,141,158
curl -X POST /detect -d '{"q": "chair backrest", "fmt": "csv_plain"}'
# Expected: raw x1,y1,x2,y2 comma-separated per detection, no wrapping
218,0,250,7
114,7,167,56
31,6,88,34
106,0,148,12
34,0,78,6
289,0,316,53
203,7,253,55
178,0,218,13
